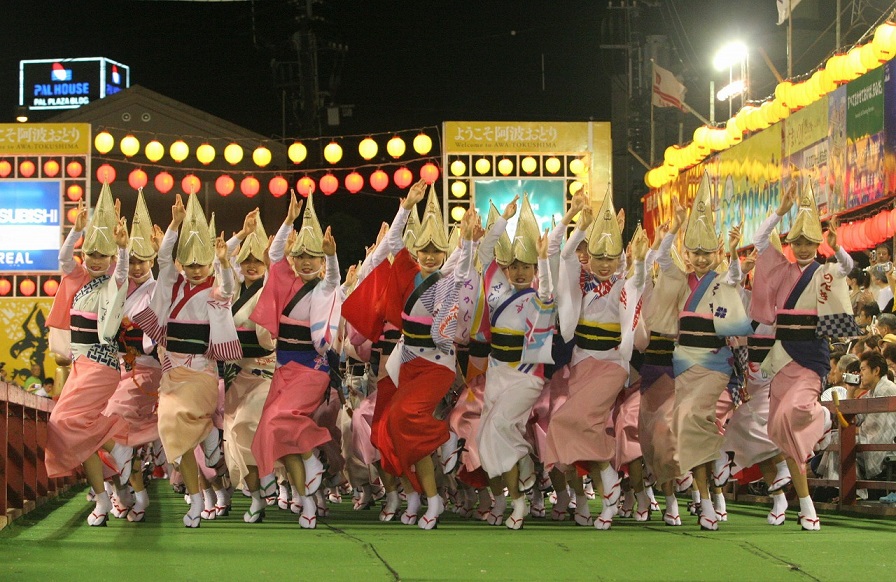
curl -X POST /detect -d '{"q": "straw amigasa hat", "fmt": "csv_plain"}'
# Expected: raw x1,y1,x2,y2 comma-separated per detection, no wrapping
785,180,823,244
412,184,450,252
290,192,325,257
236,211,269,263
510,193,541,264
586,191,624,258
82,182,120,256
176,193,215,266
128,189,156,261
446,224,461,259
403,204,421,249
683,172,720,252
486,200,513,266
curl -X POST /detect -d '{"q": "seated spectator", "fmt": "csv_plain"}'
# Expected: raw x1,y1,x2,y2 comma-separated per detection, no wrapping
877,313,896,337
849,267,871,310
884,344,896,376
41,377,56,398
822,353,857,403
0,362,8,383
814,359,862,488
865,334,883,353
871,268,894,312
856,352,896,483
23,363,43,393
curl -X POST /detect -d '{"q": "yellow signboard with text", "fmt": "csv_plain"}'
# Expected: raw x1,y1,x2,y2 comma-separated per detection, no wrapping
0,123,91,155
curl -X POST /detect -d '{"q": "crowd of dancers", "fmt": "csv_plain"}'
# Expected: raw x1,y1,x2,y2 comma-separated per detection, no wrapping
43,172,853,531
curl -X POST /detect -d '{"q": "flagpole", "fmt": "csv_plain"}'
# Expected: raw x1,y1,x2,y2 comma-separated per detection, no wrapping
787,0,793,77
650,61,656,166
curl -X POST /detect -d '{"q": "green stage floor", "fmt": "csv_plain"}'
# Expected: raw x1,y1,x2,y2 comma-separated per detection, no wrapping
2,480,894,581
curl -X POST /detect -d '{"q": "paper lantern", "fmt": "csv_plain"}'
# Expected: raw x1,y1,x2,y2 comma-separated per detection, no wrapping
0,279,10,295
43,278,59,296
297,176,316,197
386,136,406,158
224,143,244,165
145,140,165,162
860,42,882,71
475,157,491,175
66,184,83,201
545,156,561,174
450,206,466,221
420,162,439,184
873,210,891,243
155,171,174,194
872,22,896,63
370,169,388,192
288,142,307,164
269,176,289,198
253,146,272,168
568,158,585,175
67,207,79,224
450,160,466,176
196,143,216,165
521,156,537,174
725,118,743,144
170,140,189,162
323,141,343,164
818,233,835,258
43,160,60,177
241,176,260,198
320,173,339,195
345,171,364,193
394,166,413,189
358,137,378,160
568,181,583,195
19,160,35,178
182,174,201,194
450,181,467,198
693,126,711,149
1,160,14,177
19,279,36,297
128,168,148,190
216,175,235,197
497,158,514,176
94,131,114,154
774,81,792,108
120,134,140,157
413,133,432,155
96,163,115,183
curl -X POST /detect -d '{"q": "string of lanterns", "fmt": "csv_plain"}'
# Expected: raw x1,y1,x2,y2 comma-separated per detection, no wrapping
89,126,441,197
644,20,896,189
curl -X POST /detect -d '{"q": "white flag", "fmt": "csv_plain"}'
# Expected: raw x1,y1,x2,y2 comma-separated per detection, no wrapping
652,63,686,110
777,0,802,25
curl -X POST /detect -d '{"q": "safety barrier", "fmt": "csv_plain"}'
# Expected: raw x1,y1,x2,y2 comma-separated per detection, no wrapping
1,382,81,529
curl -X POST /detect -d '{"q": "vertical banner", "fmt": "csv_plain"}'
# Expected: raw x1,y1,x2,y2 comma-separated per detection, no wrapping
846,65,885,208
783,97,831,215
0,298,55,385
828,85,848,211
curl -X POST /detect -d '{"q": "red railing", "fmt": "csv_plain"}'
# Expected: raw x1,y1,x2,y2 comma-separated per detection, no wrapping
1,382,81,529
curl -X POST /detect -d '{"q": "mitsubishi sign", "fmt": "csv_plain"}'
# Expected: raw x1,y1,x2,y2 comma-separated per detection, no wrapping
19,57,130,111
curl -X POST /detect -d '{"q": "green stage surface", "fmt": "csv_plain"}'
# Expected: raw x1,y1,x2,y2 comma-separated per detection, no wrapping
2,480,894,581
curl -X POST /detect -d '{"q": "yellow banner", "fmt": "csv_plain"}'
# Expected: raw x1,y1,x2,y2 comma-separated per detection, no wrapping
785,97,829,154
0,298,56,387
444,121,605,153
0,123,91,155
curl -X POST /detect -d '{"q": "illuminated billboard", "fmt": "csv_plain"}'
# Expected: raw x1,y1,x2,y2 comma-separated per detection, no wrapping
0,181,62,273
19,57,130,111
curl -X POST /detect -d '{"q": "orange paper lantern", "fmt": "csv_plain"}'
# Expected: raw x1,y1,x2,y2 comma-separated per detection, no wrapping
370,169,389,192
128,168,148,190
297,176,315,197
216,175,235,197
0,160,11,177
20,160,36,178
96,163,115,183
155,171,174,194
394,167,413,189
345,171,364,194
182,174,201,194
420,162,439,184
269,176,289,197
19,279,36,296
0,279,11,295
43,278,59,296
66,160,83,177
240,176,260,198
320,173,339,196
43,160,60,177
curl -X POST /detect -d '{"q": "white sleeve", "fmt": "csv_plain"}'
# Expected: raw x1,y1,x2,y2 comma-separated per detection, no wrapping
560,228,586,260
547,221,567,256
59,228,83,274
753,213,781,253
218,264,235,298
323,254,341,292
478,216,508,266
114,247,128,287
656,233,676,272
631,259,646,290
835,246,855,277
226,235,243,279
270,223,291,263
724,254,743,287
537,257,552,300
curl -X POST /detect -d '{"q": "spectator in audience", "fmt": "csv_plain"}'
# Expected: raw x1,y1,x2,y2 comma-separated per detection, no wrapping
848,268,871,310
884,344,896,376
0,362,8,383
873,242,892,267
856,352,896,487
876,313,896,337
865,334,883,353
23,363,43,393
855,303,881,335
41,377,56,399
870,268,894,312
823,353,857,402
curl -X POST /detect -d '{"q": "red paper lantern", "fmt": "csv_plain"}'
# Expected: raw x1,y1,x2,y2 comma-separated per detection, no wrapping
320,173,338,196
818,231,835,257
20,160,36,178
128,169,148,190
873,210,890,243
66,207,80,224
0,160,11,177
96,163,116,183
66,160,83,177
394,167,413,189
0,279,11,295
43,160,60,177
862,219,876,249
297,176,315,197
19,279,36,297
182,174,201,194
66,184,83,201
241,176,260,198
345,171,364,194
269,176,289,198
420,162,439,184
838,223,854,251
155,171,174,194
216,175,235,197
42,278,59,296
370,169,389,192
